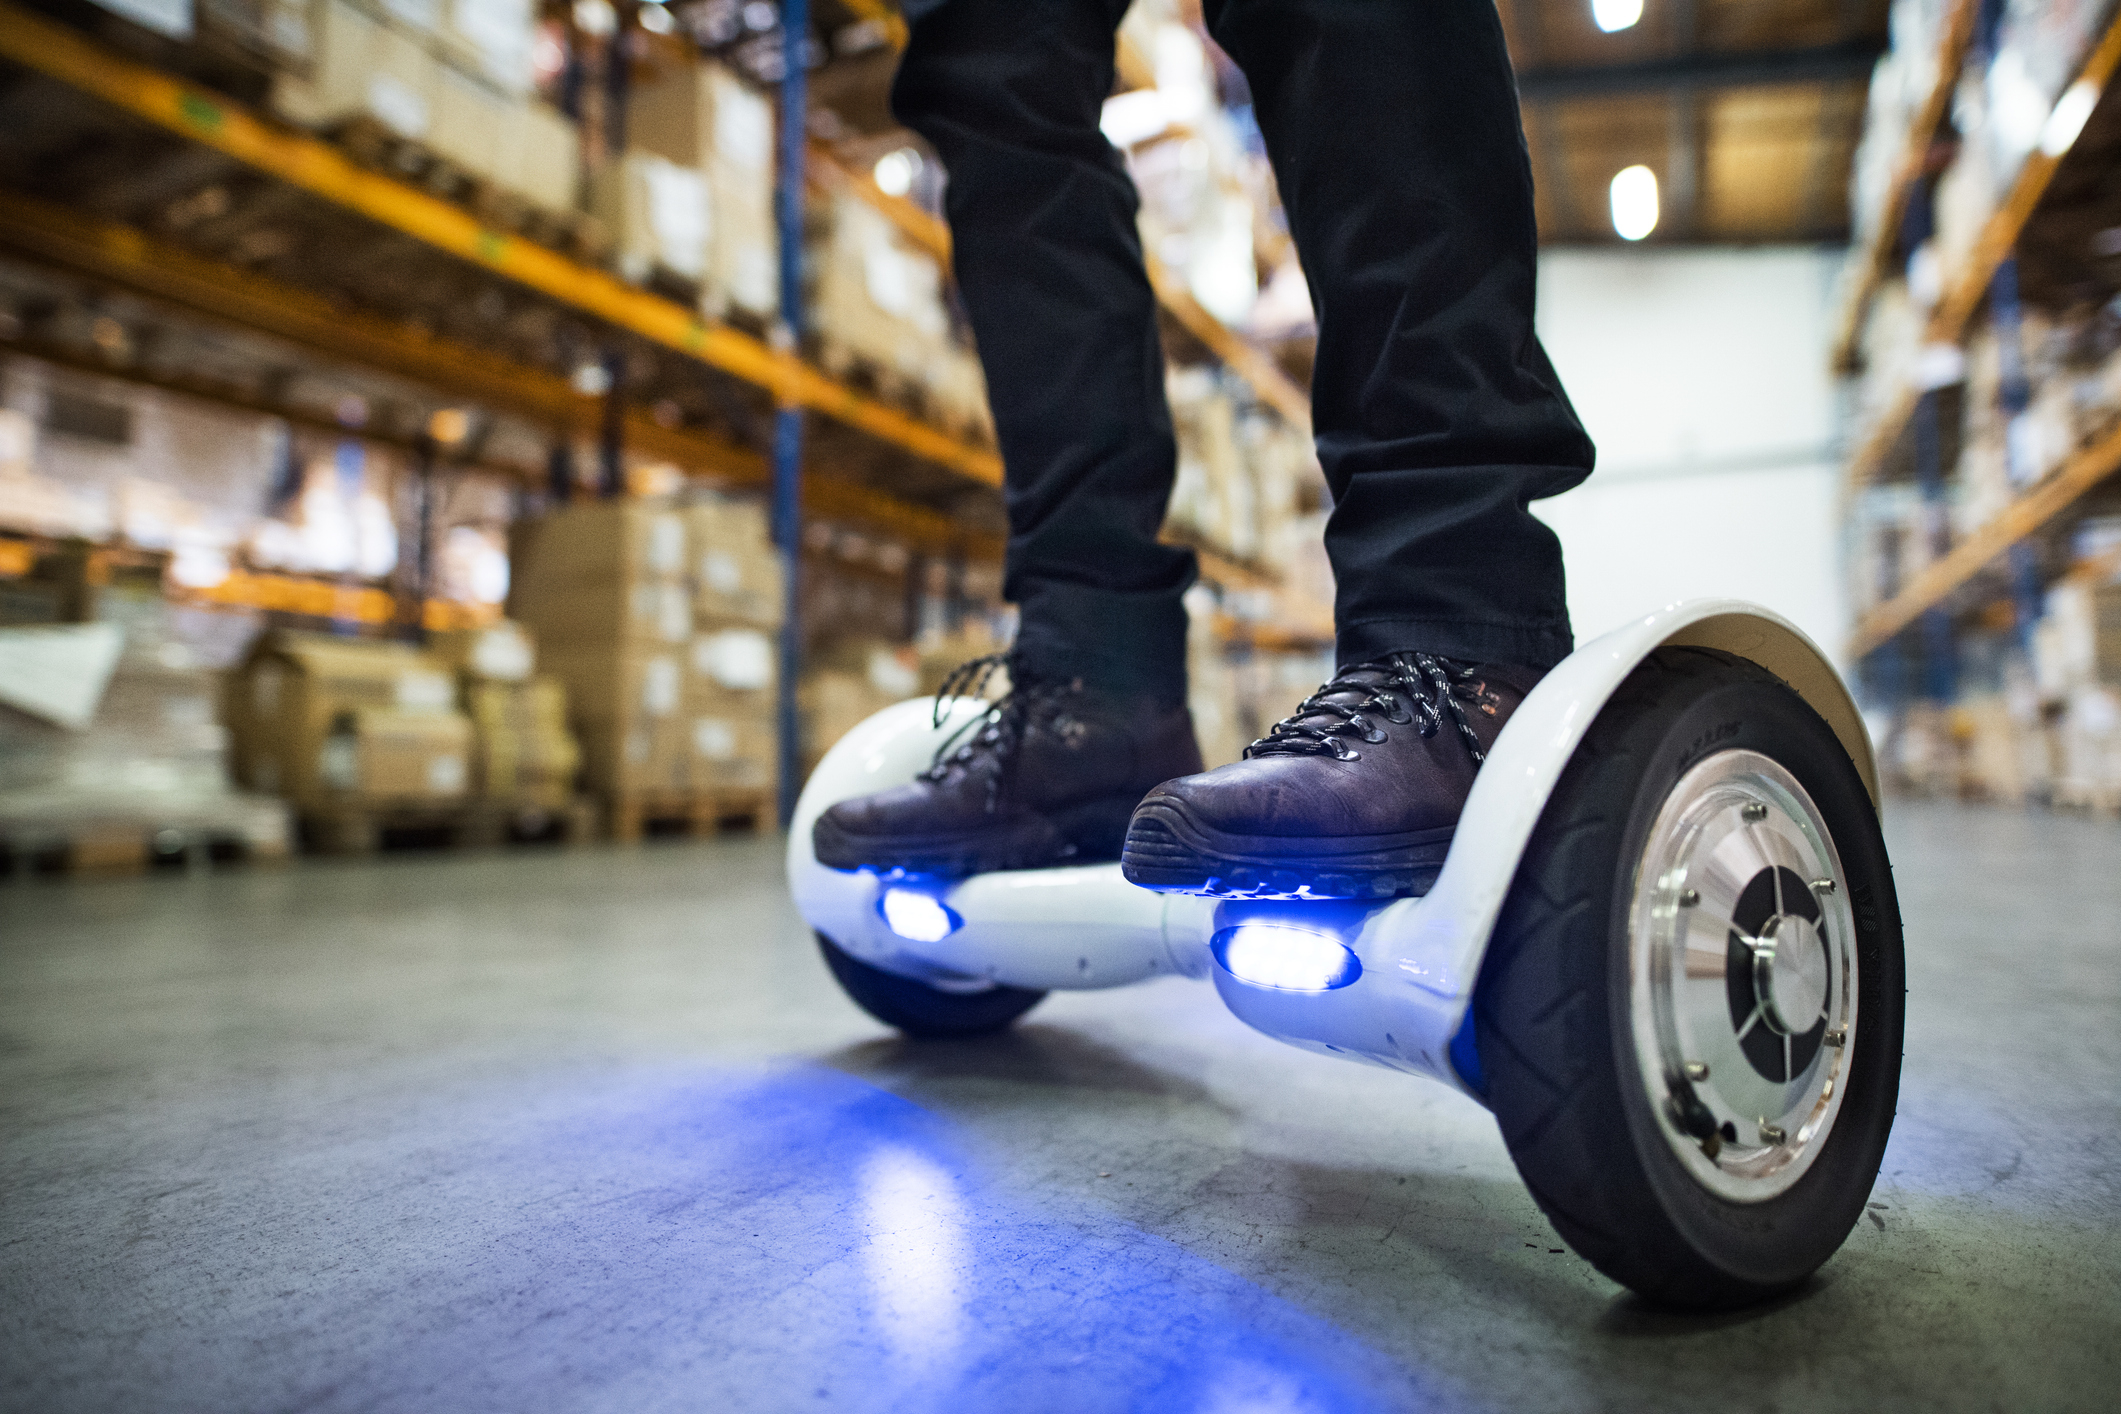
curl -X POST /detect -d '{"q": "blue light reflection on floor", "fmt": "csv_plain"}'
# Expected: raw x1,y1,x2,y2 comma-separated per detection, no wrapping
297,1063,1446,1413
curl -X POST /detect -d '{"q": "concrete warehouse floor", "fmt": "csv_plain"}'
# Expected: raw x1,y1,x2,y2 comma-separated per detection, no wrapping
1,800,2116,1413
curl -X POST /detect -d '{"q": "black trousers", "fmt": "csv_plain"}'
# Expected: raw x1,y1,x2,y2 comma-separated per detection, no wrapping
892,0,1595,702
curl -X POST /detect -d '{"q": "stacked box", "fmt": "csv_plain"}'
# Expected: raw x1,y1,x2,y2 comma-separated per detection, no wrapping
591,152,713,287
685,494,783,628
225,629,472,807
812,192,952,383
682,494,781,794
684,627,776,792
429,620,582,807
799,642,920,776
510,501,693,796
463,676,578,806
625,59,778,320
270,0,577,213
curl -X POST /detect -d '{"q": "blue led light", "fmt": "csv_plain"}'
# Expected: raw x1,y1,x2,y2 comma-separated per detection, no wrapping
1212,924,1362,992
879,888,961,943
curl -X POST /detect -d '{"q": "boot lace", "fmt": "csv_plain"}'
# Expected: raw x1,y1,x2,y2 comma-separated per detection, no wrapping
1246,653,1490,765
921,652,1071,811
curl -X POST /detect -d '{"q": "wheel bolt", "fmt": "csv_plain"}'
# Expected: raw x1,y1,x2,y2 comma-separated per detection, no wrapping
1741,802,1768,822
1810,877,1837,895
1683,1061,1709,1082
1677,888,1700,908
1758,1122,1787,1145
1824,1027,1847,1047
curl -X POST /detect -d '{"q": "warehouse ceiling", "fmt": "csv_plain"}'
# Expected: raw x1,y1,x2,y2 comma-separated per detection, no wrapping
795,0,1891,248
1501,0,1890,244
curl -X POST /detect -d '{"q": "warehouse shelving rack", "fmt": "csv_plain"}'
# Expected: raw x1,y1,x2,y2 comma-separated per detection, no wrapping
0,0,1292,595
1834,9,2121,665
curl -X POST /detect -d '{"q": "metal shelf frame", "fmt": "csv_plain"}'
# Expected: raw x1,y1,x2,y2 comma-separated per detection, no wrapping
0,1,1004,487
1851,420,2121,656
1841,13,2121,494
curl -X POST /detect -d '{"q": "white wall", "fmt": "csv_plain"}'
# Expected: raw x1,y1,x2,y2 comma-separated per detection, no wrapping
1532,247,1849,667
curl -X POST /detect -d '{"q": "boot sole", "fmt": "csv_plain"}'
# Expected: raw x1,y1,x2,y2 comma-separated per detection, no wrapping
1120,799,1454,900
812,794,1143,878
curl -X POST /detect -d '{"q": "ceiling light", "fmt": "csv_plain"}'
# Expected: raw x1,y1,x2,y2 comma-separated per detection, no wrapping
872,148,921,197
1610,164,1659,240
1593,0,1643,32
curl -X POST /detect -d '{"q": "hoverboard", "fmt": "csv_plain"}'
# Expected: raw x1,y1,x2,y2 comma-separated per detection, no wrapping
787,600,1905,1309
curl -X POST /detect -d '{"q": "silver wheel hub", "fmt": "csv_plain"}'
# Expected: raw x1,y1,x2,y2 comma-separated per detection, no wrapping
1628,749,1858,1202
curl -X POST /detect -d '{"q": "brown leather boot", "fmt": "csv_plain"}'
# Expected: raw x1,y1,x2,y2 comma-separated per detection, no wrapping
813,655,1204,877
1121,654,1541,899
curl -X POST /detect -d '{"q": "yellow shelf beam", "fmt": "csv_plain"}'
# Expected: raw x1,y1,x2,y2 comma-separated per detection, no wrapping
0,194,995,557
1850,419,2121,657
1842,13,2121,492
0,0,1003,489
1828,0,1978,375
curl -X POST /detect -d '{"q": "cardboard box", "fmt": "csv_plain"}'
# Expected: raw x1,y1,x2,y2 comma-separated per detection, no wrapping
627,58,772,180
428,618,535,681
812,191,951,379
510,499,690,589
685,497,782,627
443,0,535,94
226,629,471,804
625,60,776,317
512,575,693,648
272,0,440,138
539,643,684,724
682,693,775,792
590,151,711,286
319,707,473,798
574,713,687,794
464,675,578,803
688,625,775,694
494,99,579,212
429,62,507,178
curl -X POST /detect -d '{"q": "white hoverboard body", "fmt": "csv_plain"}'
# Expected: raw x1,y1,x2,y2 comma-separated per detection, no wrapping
786,599,1877,1099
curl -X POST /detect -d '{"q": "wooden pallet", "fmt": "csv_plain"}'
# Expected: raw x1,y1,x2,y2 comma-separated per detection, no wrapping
607,788,772,844
300,795,601,856
0,820,292,878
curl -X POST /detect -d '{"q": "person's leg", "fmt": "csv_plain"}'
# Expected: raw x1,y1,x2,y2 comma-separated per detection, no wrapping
1123,0,1597,901
812,0,1203,878
891,0,1197,700
1207,0,1593,670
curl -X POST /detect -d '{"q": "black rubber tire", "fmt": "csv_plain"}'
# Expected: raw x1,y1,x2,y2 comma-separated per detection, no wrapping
816,931,1047,1038
1472,647,1905,1310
